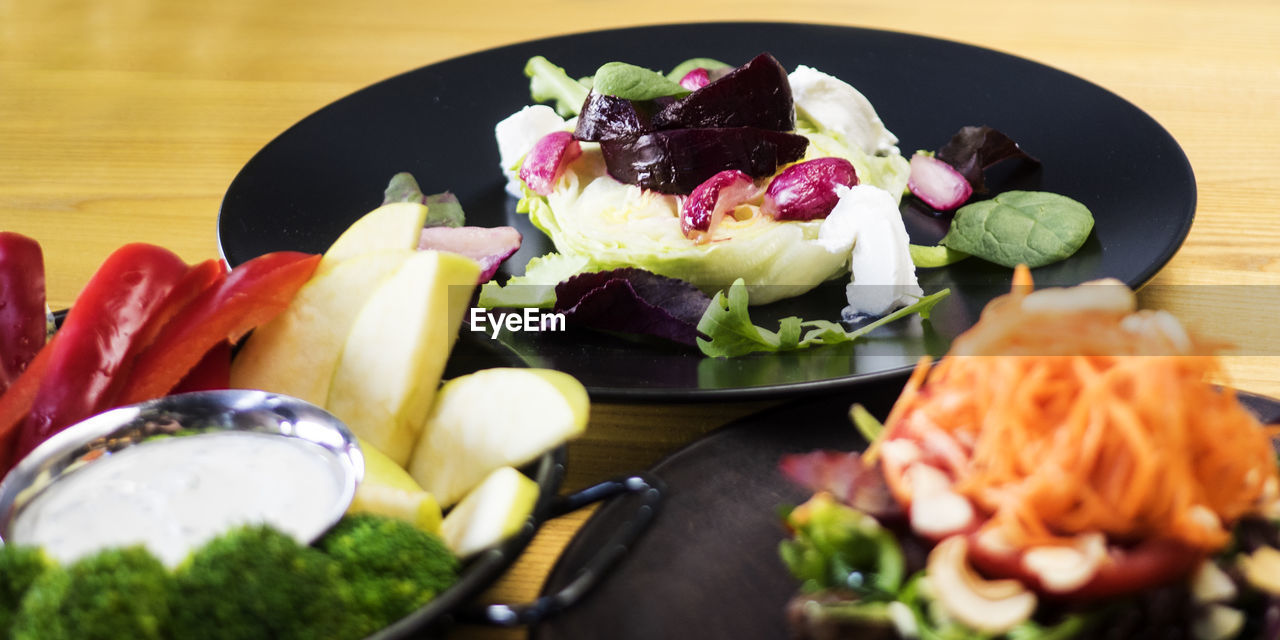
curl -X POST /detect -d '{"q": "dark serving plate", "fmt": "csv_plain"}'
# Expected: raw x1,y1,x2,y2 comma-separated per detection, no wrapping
219,22,1195,402
533,384,1280,639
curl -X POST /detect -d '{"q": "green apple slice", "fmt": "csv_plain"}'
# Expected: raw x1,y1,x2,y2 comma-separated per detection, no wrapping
319,201,428,272
326,250,480,466
229,250,413,405
409,368,588,508
348,437,443,534
440,466,538,557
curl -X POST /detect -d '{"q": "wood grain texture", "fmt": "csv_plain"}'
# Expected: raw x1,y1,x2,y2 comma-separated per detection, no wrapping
2,1,1278,637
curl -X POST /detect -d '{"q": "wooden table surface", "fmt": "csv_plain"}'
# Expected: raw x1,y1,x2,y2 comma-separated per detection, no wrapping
3,0,1279,637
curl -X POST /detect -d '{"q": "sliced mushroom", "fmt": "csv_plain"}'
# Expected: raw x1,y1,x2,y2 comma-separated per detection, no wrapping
907,463,976,540
927,535,1037,634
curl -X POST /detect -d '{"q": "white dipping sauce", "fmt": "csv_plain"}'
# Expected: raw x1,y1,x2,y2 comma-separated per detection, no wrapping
10,431,346,567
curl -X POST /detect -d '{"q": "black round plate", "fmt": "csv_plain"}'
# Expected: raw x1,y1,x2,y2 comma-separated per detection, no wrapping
532,388,1280,640
218,22,1195,402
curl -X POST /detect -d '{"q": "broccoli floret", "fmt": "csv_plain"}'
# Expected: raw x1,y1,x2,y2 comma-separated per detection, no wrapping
11,546,171,640
0,544,52,636
171,525,360,640
316,513,460,633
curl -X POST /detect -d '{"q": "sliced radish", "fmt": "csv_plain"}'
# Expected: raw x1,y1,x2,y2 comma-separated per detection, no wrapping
762,157,858,221
908,152,973,211
417,226,522,283
678,68,711,91
518,130,581,196
680,170,756,241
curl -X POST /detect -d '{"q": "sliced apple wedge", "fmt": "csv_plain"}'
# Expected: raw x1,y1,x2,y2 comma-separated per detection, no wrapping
326,250,480,466
349,437,443,534
409,368,589,508
229,250,412,405
440,466,539,557
319,201,429,272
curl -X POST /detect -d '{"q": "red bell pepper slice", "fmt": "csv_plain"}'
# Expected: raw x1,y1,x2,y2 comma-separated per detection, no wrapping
115,251,320,406
0,232,47,396
170,340,233,395
0,341,54,472
102,258,227,404
12,243,189,464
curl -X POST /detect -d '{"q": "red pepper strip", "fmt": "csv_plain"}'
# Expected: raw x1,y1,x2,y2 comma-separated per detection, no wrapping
0,232,47,395
13,243,189,463
102,258,227,406
0,341,54,473
170,340,232,395
115,251,320,406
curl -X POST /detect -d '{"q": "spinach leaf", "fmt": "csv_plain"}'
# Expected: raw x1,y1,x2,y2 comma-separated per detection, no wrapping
592,62,690,101
941,190,1093,268
664,57,731,82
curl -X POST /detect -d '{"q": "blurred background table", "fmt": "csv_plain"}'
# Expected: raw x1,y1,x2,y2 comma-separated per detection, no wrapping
3,0,1278,637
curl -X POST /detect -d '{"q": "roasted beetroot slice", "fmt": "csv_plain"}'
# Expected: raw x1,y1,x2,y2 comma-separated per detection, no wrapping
651,53,795,132
574,92,656,142
600,127,808,195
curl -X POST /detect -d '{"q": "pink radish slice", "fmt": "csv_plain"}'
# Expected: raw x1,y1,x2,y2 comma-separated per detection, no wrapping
762,157,858,221
418,225,522,283
678,68,710,91
680,170,756,241
908,152,973,211
518,130,581,196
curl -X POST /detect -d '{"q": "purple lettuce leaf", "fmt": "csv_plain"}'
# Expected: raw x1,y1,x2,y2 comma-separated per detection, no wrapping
934,126,1040,194
553,268,711,346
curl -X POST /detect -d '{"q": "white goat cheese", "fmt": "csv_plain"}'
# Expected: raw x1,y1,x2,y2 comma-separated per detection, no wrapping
789,65,899,156
494,104,567,197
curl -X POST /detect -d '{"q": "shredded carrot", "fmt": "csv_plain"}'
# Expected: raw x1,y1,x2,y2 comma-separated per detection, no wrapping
881,272,1279,551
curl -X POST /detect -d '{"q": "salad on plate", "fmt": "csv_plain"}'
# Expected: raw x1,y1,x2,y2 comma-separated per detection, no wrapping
778,266,1280,639
474,51,1092,357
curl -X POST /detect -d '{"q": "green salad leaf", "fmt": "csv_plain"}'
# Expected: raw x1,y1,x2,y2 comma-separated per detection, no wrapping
664,57,731,82
696,280,950,358
909,243,969,268
941,191,1094,268
381,173,465,228
476,252,588,309
524,56,589,117
592,62,690,101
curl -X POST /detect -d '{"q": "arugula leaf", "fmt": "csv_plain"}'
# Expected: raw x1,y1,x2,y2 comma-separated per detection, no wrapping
941,190,1094,268
697,280,951,358
592,62,691,101
694,280,787,356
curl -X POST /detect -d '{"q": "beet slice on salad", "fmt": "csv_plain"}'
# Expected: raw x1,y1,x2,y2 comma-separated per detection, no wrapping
600,126,808,195
650,52,795,132
574,93,659,142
